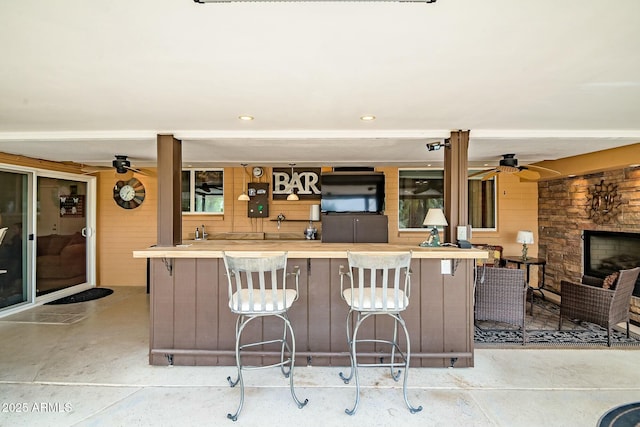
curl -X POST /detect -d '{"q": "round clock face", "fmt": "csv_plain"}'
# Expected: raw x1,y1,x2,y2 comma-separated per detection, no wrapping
114,178,145,209
252,167,264,178
119,185,136,201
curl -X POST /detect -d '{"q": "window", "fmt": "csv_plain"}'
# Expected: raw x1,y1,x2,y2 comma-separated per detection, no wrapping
398,169,496,230
181,169,224,214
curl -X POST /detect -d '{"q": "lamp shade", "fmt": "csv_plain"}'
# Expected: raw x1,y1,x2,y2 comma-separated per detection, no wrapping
423,208,448,227
516,230,534,244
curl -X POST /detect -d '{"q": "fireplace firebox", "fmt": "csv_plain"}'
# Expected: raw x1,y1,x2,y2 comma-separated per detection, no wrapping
583,230,640,297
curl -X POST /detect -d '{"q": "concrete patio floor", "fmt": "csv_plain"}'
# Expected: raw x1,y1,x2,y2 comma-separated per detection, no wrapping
1,286,640,426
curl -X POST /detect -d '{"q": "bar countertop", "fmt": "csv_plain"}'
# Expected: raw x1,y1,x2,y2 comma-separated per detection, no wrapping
133,240,488,259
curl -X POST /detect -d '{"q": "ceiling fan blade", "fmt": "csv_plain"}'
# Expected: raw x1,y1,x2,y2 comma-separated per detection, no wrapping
525,164,561,175
81,165,111,174
469,168,494,178
515,169,541,180
124,165,156,177
482,170,500,181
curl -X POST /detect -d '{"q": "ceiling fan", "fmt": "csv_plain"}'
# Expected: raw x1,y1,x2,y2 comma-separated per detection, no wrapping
82,155,155,176
469,154,561,181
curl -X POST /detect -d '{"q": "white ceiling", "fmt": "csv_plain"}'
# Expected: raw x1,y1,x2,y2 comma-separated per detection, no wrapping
1,0,639,169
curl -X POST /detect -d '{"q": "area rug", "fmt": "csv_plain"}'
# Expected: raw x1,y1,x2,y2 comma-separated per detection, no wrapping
45,288,113,305
475,296,640,348
598,402,640,427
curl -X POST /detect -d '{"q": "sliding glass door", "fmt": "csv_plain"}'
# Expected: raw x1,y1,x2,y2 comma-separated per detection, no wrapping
0,169,30,310
0,166,95,313
36,176,92,297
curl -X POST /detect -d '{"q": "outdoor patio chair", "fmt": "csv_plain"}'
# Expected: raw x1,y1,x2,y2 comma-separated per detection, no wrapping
474,266,528,344
559,267,640,347
222,251,308,421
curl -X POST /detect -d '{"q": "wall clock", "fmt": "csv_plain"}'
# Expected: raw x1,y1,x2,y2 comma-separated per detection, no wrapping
113,178,145,209
252,167,264,178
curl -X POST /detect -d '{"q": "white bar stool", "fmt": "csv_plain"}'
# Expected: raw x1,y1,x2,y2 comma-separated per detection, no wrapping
338,251,422,415
222,251,308,421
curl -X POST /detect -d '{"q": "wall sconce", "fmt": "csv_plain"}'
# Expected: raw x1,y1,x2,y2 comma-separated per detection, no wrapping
237,163,250,201
421,208,448,247
516,230,534,260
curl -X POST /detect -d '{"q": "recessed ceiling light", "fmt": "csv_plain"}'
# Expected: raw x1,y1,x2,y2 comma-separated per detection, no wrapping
238,115,254,121
360,115,376,121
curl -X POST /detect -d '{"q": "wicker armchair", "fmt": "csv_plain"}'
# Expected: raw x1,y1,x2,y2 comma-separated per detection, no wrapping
559,267,640,347
475,266,528,344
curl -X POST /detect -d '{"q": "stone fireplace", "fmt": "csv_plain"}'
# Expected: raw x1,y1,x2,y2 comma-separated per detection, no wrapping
583,230,640,297
538,166,640,322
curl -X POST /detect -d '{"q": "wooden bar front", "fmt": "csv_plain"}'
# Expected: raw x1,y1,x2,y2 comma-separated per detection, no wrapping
136,242,485,368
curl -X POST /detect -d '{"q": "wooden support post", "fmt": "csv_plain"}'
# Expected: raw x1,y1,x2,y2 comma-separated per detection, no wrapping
157,134,182,247
444,130,470,244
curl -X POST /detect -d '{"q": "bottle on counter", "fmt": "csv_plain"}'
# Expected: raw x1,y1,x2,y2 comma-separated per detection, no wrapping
195,227,200,240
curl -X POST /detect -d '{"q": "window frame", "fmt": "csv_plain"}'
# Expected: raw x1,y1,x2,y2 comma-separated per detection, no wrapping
397,168,497,232
181,168,224,215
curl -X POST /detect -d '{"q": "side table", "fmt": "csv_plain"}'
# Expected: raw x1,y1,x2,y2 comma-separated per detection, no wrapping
504,256,546,315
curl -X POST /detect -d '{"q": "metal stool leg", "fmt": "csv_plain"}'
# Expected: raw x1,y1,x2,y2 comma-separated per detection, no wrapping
344,312,365,415
227,315,248,421
280,316,291,378
282,313,309,409
397,314,422,414
389,316,401,381
339,309,355,384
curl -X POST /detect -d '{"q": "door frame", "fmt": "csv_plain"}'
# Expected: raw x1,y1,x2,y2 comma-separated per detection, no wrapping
0,163,97,316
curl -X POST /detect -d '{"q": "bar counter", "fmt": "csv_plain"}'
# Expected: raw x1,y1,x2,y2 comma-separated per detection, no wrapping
134,241,487,368
134,240,484,259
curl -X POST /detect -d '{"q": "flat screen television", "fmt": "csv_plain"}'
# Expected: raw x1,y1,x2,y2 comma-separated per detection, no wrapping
320,172,385,213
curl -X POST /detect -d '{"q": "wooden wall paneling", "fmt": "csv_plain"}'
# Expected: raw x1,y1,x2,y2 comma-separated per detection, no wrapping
195,258,219,366
150,258,175,365
353,268,375,365
217,259,236,366
172,258,197,366
287,258,309,366
249,260,308,367
403,258,422,367
442,260,474,368
329,258,350,366
307,259,332,366
373,264,419,365
420,259,445,367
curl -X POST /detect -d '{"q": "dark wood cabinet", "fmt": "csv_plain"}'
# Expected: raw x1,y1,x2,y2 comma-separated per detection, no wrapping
321,214,388,243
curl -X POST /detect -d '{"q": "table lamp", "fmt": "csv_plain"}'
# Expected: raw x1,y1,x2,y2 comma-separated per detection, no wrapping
516,230,534,260
422,208,448,247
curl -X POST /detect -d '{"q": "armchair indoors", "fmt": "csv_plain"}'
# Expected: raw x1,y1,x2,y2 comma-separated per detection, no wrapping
475,266,528,344
559,267,640,347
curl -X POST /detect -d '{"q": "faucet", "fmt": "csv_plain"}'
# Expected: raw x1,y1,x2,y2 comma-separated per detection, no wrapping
276,213,286,230
201,224,208,240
